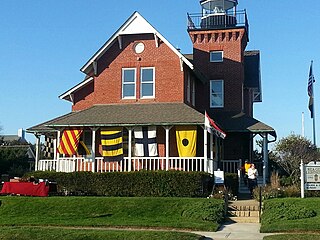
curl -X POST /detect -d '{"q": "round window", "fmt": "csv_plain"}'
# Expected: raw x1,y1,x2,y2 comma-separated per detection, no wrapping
134,42,145,54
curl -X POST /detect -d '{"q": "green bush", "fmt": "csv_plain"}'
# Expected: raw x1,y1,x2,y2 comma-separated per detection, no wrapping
224,173,238,196
23,170,213,197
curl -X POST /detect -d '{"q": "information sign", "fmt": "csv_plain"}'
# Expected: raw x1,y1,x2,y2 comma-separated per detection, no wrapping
214,170,224,184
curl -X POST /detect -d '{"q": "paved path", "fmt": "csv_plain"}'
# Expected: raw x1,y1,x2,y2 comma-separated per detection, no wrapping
193,222,276,240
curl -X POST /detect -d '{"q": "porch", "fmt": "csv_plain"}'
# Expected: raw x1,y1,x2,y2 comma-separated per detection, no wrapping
37,157,241,174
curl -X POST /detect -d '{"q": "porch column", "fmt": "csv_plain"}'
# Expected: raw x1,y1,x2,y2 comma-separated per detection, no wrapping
203,128,208,173
91,128,97,173
164,126,172,171
34,134,41,171
262,133,269,185
53,137,57,161
128,127,132,172
57,130,61,172
208,132,214,174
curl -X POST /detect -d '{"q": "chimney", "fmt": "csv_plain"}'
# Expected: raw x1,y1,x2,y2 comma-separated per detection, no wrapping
18,128,25,141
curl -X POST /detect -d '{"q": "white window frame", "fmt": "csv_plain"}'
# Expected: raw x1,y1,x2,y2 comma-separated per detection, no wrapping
140,67,155,98
210,80,224,108
122,68,136,99
210,51,223,62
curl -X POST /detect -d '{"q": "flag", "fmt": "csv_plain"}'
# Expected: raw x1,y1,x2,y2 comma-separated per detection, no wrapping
134,126,158,157
176,126,197,157
308,61,315,118
44,136,54,159
77,140,91,156
57,129,83,156
205,111,226,139
101,128,123,161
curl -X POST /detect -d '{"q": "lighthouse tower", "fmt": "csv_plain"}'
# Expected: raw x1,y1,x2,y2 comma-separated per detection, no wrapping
187,0,249,114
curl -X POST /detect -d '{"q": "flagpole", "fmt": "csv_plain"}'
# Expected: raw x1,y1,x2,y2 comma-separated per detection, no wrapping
311,60,316,146
302,112,305,137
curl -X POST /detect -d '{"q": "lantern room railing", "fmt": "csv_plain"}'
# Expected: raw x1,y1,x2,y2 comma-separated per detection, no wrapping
187,9,248,35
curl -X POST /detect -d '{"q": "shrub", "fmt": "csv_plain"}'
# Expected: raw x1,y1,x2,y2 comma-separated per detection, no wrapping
23,170,213,197
224,173,238,196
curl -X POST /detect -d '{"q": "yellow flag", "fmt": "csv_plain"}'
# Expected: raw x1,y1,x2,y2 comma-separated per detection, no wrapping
176,126,197,157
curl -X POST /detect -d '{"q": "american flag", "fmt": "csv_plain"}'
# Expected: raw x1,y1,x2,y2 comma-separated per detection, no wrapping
308,61,315,118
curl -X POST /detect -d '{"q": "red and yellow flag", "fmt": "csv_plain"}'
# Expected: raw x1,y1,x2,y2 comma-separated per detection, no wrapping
57,129,83,156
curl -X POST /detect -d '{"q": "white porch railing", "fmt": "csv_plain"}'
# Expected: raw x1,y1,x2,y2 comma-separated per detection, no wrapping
37,157,241,174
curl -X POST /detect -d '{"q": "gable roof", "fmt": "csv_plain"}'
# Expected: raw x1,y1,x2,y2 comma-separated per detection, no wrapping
80,11,194,75
59,76,93,101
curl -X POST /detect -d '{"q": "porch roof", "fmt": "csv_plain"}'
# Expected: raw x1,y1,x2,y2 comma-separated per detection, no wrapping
27,103,205,132
212,111,276,137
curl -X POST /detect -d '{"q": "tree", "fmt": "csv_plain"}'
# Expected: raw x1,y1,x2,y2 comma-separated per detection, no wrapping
274,134,320,183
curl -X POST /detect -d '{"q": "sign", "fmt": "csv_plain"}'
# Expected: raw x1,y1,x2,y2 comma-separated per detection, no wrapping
214,170,224,184
305,183,320,191
305,166,320,183
302,161,320,198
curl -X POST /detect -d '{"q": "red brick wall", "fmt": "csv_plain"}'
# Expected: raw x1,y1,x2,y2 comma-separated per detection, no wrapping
72,34,185,111
189,28,248,113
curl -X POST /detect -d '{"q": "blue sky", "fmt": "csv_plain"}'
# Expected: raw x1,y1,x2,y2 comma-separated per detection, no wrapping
1,0,319,147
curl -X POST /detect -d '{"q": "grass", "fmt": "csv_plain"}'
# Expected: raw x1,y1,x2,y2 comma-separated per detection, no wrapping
0,196,224,231
264,234,320,240
0,226,202,240
261,198,320,233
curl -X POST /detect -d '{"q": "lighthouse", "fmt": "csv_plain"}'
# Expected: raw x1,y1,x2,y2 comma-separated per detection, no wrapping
187,0,249,113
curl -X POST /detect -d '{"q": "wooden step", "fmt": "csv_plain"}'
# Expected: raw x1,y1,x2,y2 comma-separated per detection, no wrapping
226,216,260,223
228,210,260,217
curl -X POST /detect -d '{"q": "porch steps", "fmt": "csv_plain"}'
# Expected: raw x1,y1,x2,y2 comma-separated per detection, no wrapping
226,199,260,223
238,176,263,194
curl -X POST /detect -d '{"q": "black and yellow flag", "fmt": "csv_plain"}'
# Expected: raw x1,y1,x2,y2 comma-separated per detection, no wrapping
101,128,123,161
175,126,197,157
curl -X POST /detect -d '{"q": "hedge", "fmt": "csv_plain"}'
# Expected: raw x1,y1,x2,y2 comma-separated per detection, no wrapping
24,170,215,197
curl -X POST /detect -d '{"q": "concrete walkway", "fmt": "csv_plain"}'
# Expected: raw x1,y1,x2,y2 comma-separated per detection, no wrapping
193,222,276,240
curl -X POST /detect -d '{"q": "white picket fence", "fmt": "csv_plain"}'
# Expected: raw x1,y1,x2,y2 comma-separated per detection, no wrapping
36,157,241,174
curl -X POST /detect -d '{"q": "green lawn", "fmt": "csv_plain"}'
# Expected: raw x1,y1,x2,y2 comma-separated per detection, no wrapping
0,226,202,240
0,196,224,231
261,198,320,233
264,234,320,240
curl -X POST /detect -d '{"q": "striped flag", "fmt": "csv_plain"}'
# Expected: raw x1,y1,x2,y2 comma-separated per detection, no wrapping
308,61,315,118
134,126,158,157
57,129,83,156
101,128,123,161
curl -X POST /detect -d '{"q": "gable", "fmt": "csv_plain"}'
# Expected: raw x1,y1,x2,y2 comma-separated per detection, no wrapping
80,11,193,75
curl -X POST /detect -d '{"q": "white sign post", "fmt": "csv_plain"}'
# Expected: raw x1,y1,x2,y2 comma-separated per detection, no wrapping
301,161,320,198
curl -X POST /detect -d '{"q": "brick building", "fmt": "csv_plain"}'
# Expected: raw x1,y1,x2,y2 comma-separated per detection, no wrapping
27,0,275,184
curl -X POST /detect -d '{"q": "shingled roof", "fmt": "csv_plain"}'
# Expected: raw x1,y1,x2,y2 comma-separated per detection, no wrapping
212,111,276,137
28,103,205,131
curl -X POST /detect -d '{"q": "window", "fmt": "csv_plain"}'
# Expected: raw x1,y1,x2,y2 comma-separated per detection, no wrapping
140,67,155,98
210,80,224,108
122,68,136,99
210,51,223,62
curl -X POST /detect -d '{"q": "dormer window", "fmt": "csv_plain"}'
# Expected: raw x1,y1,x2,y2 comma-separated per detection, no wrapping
210,51,223,62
